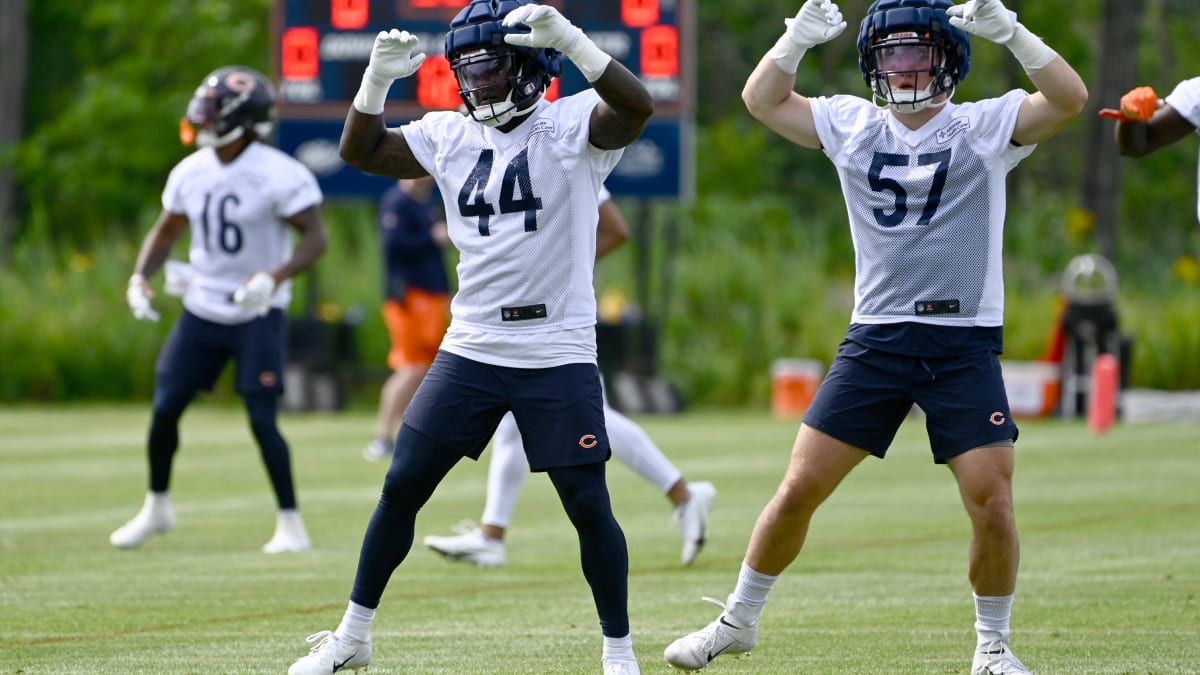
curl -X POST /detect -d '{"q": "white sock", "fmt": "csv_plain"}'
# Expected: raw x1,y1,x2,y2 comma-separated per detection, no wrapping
728,560,778,626
277,509,302,526
335,601,376,643
973,593,1013,646
146,491,171,511
602,633,634,660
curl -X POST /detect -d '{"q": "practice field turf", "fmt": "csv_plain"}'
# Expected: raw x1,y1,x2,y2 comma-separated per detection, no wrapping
1,405,1197,674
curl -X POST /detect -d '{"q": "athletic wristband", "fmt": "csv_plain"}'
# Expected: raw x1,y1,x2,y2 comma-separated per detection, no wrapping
1005,24,1057,73
129,273,146,286
767,32,809,75
565,36,612,83
353,69,393,115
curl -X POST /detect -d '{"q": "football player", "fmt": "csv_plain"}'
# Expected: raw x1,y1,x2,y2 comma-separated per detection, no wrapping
663,1,1087,673
362,176,450,463
421,187,717,569
113,65,328,554
287,1,653,674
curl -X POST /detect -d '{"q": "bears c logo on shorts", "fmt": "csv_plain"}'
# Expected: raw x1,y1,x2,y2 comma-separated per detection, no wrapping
578,434,598,448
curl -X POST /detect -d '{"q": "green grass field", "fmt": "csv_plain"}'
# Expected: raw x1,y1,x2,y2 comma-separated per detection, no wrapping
1,405,1197,674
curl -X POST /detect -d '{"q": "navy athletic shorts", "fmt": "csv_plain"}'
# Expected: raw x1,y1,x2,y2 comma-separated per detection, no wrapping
155,309,286,395
802,339,1018,463
403,350,610,471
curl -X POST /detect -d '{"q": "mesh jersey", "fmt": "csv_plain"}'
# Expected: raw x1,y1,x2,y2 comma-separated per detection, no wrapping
811,90,1033,327
162,142,322,325
402,89,622,368
1164,77,1200,224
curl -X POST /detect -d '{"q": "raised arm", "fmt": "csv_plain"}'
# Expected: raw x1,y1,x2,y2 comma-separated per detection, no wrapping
339,30,432,179
947,0,1088,146
1112,86,1197,157
502,4,654,149
742,1,846,150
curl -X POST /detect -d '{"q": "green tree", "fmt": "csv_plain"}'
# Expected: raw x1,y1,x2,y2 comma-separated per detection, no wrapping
11,0,270,248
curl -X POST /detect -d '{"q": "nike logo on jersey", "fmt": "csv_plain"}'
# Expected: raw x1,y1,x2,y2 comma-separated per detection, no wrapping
936,117,971,144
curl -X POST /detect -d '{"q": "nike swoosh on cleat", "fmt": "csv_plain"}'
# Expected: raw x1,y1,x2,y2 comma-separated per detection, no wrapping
332,653,356,672
706,644,731,663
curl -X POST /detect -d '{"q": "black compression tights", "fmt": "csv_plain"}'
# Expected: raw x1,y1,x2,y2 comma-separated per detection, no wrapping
147,383,296,510
547,462,630,638
349,426,630,639
351,424,462,609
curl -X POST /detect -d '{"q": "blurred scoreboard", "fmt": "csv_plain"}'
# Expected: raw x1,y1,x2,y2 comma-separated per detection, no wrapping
271,0,694,200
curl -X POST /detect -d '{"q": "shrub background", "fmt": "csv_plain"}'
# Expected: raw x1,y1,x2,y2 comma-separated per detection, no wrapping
3,0,1200,405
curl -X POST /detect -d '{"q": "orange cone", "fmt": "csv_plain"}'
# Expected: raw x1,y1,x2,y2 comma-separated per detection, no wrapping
1087,353,1119,434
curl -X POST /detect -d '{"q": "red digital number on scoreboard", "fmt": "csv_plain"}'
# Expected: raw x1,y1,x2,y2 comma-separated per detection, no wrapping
621,0,659,27
416,56,462,111
281,27,320,80
640,25,678,78
331,0,369,29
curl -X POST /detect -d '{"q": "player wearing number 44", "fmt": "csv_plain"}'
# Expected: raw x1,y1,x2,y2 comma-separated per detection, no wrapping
287,1,653,674
663,1,1086,674
115,66,329,555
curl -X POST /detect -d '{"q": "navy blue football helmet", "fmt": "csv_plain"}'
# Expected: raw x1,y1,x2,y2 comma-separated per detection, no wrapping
444,0,563,127
857,0,970,112
185,66,275,147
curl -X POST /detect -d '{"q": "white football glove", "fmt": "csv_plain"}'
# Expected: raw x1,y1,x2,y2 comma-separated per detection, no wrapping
354,29,426,114
366,29,426,81
163,260,195,298
503,5,611,82
947,0,1056,71
946,0,1016,44
126,274,160,323
233,272,277,317
769,0,847,74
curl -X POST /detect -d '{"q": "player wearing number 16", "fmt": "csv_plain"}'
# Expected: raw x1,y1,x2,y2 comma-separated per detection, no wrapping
113,65,328,556
664,1,1086,673
287,1,653,674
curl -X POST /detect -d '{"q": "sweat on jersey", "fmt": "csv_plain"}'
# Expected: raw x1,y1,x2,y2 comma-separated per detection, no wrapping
162,142,323,325
400,89,622,369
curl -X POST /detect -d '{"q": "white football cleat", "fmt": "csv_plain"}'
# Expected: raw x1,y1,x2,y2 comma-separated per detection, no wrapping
263,510,312,554
972,641,1031,674
675,481,716,565
663,596,757,671
288,630,371,675
362,437,391,462
603,656,641,674
422,522,506,567
110,492,175,548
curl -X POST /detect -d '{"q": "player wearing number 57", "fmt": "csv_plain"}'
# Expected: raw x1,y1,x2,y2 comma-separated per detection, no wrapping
114,65,328,555
663,1,1086,674
287,1,653,674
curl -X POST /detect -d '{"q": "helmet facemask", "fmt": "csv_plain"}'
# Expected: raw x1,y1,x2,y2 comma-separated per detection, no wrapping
867,32,954,113
452,46,545,128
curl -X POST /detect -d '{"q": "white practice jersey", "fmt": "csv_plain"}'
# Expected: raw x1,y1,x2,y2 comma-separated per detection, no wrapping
402,89,623,368
811,90,1034,327
1164,77,1200,225
162,142,322,325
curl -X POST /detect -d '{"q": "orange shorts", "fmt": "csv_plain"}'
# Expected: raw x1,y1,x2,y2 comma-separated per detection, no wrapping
381,289,450,369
